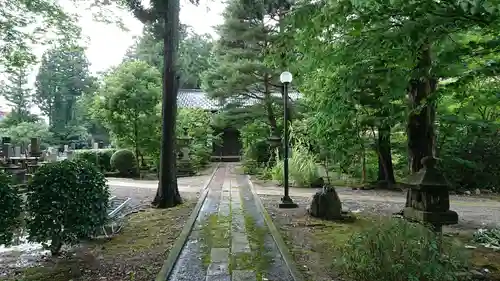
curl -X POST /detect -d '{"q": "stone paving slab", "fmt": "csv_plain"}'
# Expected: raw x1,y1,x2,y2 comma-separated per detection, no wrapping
166,164,295,281
232,270,257,281
211,248,229,263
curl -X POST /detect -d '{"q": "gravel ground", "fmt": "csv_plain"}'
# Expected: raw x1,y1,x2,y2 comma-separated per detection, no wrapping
252,180,500,230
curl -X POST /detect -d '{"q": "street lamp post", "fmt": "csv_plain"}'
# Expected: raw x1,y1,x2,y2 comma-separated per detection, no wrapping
279,71,298,209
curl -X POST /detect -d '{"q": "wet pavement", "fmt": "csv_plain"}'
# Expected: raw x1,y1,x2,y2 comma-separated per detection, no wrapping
166,163,294,281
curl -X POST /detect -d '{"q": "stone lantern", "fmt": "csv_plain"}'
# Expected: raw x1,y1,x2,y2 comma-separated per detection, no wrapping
267,134,282,148
176,128,195,177
403,156,458,232
267,133,282,165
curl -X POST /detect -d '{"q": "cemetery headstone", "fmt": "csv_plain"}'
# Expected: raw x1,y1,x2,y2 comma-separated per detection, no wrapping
2,137,11,144
3,143,11,158
30,138,41,157
14,146,21,157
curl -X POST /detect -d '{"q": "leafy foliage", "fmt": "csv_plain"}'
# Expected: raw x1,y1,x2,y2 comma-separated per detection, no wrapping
0,122,53,149
0,63,38,125
176,108,217,171
0,172,22,246
239,120,272,174
0,0,79,71
126,24,214,89
339,218,467,281
26,160,109,255
92,60,162,161
271,145,319,188
35,42,94,144
74,148,117,173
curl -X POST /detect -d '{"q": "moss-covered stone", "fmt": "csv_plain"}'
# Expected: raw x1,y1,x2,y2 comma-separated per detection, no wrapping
200,211,232,266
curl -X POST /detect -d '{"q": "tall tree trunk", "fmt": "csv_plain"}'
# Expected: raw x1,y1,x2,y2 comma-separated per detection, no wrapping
376,125,395,188
404,42,437,208
407,43,437,173
152,0,182,208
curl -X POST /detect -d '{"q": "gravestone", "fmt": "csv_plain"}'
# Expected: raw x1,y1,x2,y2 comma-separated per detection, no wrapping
14,146,21,157
3,143,11,158
2,137,11,144
30,138,41,157
403,156,458,232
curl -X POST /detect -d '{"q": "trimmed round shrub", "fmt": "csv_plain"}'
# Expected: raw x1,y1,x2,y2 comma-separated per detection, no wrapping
338,218,467,281
26,160,109,255
110,149,139,178
0,172,22,246
74,148,116,172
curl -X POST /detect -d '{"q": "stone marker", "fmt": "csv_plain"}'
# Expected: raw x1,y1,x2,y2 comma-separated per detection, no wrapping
403,156,458,232
30,138,41,157
307,185,343,220
3,143,11,158
14,146,21,157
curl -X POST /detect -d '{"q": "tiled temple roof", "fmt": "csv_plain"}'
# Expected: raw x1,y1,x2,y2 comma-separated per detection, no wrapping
177,89,301,110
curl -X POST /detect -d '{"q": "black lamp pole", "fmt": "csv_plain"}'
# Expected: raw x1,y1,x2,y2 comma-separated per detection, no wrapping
279,74,298,209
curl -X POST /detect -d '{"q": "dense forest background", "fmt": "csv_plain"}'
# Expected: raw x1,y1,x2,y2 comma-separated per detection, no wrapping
1,0,499,192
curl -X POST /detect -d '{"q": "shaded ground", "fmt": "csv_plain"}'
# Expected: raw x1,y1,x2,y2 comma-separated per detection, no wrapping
261,194,500,281
0,192,198,281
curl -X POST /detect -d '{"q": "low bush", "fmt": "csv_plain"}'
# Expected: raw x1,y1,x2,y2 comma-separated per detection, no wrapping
74,148,116,172
110,149,139,178
0,172,22,246
26,160,109,255
240,121,272,174
338,218,467,281
439,124,500,191
271,145,320,187
176,108,216,172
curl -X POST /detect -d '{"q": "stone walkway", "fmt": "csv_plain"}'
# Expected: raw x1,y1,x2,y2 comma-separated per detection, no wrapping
168,164,294,281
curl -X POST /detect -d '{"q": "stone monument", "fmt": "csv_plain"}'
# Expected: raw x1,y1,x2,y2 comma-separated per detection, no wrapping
402,156,458,232
30,138,41,158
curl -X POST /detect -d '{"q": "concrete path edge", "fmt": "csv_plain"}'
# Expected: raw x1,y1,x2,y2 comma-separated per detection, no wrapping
155,163,220,281
246,175,305,281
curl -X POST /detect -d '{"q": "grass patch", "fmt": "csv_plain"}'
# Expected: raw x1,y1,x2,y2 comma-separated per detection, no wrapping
276,212,500,281
2,200,197,281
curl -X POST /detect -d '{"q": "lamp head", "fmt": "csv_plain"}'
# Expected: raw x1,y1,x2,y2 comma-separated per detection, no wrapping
280,71,293,84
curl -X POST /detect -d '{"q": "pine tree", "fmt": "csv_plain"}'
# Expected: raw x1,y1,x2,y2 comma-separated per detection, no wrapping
201,0,282,134
0,65,37,125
